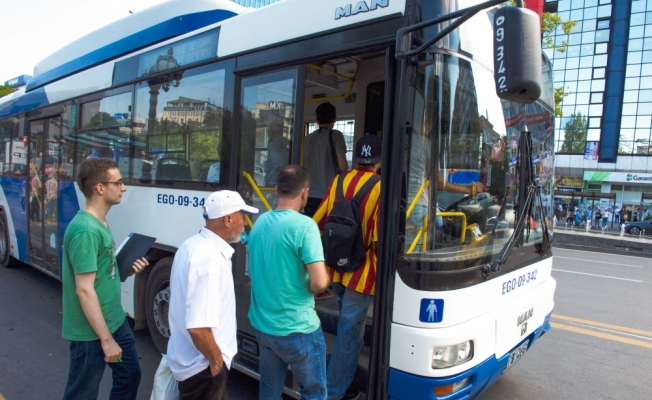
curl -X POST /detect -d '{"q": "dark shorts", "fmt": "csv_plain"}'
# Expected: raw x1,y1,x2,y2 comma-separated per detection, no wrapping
178,365,229,400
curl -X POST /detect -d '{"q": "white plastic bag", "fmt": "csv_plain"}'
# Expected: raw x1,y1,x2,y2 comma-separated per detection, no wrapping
150,354,179,400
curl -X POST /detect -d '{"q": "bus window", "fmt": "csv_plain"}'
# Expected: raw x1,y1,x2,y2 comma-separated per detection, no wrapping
80,92,131,130
238,69,297,216
0,117,24,176
403,54,554,287
134,63,230,186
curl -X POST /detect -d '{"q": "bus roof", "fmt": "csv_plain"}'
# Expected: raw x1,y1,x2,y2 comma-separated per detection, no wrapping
2,0,404,119
27,0,245,92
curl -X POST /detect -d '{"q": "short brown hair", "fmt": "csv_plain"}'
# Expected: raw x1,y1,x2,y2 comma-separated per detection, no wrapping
77,158,119,198
276,165,310,198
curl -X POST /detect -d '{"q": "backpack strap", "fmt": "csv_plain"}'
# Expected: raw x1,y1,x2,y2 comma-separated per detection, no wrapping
328,129,339,174
353,174,381,203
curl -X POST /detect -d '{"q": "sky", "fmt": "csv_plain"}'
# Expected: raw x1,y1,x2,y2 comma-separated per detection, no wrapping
0,0,169,85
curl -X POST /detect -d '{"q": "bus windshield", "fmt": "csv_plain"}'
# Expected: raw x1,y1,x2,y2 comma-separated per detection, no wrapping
402,51,554,288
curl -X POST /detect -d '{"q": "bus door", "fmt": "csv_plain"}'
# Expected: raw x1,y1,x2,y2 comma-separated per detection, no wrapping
27,117,61,277
232,67,303,369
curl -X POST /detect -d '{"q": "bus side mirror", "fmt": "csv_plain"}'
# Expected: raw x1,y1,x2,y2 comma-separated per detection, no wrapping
493,7,543,104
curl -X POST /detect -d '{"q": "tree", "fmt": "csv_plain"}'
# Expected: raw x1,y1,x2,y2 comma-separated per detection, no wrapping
542,12,576,117
560,113,587,153
0,84,16,98
542,13,577,54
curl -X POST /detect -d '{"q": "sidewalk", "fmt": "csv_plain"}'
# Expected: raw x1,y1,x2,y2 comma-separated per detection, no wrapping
552,222,652,258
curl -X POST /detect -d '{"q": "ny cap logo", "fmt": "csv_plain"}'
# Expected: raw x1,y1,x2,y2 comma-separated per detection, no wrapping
361,144,372,157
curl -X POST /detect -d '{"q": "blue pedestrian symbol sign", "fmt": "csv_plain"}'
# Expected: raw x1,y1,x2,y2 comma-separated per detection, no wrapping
419,299,444,323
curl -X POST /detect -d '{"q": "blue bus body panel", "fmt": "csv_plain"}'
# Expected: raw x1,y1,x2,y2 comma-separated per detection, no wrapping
1,176,28,262
57,181,81,267
388,312,553,400
26,10,237,92
0,88,49,119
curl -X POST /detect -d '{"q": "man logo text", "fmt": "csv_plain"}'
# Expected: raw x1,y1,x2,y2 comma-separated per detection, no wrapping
335,0,389,20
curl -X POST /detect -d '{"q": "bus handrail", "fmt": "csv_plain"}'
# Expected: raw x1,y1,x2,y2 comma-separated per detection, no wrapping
242,171,272,212
304,64,358,104
407,212,467,254
406,180,429,218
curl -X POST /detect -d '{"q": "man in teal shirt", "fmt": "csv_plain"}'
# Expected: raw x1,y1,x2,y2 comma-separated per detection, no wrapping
62,158,148,400
248,165,330,400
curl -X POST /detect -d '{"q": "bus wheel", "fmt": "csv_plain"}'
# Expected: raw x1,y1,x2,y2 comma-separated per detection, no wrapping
146,257,173,354
0,209,11,268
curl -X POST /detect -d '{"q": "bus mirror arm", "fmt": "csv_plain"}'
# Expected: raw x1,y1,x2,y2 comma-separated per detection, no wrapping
395,0,509,59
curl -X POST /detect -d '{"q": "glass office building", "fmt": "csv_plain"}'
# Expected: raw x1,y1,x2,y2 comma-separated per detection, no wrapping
547,0,652,220
229,0,281,7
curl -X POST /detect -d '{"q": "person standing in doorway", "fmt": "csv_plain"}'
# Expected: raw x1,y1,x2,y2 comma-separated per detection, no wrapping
61,158,149,400
248,165,330,400
313,135,383,400
302,103,348,217
167,191,258,400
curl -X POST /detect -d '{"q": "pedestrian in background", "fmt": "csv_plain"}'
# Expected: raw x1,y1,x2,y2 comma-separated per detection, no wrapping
602,208,610,228
62,158,149,400
248,165,330,400
594,208,602,229
167,191,258,400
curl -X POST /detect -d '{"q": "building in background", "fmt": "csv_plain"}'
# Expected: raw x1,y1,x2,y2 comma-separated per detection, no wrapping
546,0,652,220
229,0,281,7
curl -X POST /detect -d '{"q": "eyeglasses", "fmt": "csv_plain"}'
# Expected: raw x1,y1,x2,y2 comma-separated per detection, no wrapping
101,180,125,187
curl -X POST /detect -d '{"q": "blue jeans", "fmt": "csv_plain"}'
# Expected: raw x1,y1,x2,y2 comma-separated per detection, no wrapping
326,283,374,400
256,327,327,400
62,319,141,400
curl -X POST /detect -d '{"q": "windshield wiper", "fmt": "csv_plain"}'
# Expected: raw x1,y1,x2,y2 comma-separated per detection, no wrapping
484,127,551,276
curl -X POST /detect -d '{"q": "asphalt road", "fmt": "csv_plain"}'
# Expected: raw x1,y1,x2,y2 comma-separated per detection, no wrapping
0,248,650,399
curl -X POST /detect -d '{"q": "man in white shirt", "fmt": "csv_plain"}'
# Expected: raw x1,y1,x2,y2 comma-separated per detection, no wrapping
167,191,258,400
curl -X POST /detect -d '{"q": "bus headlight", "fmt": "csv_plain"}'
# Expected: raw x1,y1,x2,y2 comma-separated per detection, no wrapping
432,341,473,369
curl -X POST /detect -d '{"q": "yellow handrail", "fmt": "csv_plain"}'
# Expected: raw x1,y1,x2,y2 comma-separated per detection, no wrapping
406,180,429,218
242,171,272,211
407,212,468,254
304,64,359,104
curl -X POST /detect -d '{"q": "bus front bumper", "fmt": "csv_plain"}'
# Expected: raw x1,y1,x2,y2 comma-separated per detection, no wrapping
388,311,552,400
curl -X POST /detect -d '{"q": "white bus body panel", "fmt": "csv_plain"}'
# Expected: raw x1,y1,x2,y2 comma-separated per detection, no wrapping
218,0,406,57
390,259,555,377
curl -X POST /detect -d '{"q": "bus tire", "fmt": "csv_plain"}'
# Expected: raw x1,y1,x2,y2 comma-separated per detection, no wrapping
146,257,173,354
0,208,11,268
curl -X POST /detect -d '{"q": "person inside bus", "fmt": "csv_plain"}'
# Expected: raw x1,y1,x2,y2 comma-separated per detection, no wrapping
313,135,382,400
302,102,348,217
263,121,290,187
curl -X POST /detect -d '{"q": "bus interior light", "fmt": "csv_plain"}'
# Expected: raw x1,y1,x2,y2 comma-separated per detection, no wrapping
433,377,471,396
432,340,474,369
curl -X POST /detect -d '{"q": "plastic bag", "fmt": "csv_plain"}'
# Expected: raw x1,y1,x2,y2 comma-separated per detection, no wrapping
150,354,179,400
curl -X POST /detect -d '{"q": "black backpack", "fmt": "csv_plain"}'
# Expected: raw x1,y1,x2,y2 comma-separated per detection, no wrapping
322,172,380,273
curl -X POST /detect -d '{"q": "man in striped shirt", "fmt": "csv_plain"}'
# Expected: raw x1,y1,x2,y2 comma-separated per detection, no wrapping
313,134,382,400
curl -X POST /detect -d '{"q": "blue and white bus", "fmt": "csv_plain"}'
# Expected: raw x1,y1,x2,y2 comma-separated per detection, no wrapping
0,0,556,398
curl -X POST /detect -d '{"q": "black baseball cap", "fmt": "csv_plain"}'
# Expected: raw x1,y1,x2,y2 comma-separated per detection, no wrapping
354,134,382,165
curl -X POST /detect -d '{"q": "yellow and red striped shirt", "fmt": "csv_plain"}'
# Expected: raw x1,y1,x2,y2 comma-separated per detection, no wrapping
313,168,381,295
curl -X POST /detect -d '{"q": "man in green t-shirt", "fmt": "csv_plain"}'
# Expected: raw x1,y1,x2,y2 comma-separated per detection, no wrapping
62,158,149,400
247,165,330,399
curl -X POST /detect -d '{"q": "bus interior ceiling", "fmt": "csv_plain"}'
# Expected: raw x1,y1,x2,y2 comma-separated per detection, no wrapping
302,51,386,387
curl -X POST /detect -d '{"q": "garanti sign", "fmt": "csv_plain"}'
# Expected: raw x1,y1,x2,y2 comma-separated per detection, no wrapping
584,171,652,184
